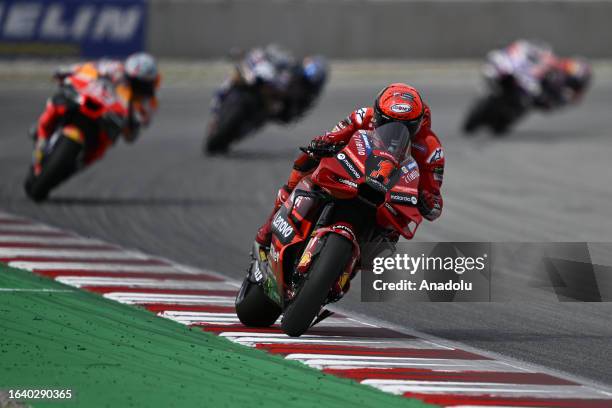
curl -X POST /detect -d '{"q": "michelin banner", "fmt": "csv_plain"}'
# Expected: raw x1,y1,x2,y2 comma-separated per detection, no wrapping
0,0,146,57
361,242,612,302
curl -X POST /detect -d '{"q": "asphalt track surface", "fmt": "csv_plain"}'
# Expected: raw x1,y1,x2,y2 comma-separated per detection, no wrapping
0,63,611,387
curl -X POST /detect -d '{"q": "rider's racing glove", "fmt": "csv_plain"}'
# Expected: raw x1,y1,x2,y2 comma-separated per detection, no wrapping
309,133,346,156
417,190,442,221
275,184,292,207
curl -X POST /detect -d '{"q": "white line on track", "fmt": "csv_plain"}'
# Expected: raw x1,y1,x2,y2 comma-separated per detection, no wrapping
301,359,526,371
218,331,401,340
0,236,103,244
220,336,441,349
0,248,147,259
168,316,240,323
159,311,361,327
56,277,236,290
364,382,606,397
284,353,475,362
361,380,607,398
9,262,179,273
0,288,75,293
0,224,59,232
103,293,236,305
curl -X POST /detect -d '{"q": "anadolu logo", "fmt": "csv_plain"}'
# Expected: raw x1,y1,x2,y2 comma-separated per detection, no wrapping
337,153,346,160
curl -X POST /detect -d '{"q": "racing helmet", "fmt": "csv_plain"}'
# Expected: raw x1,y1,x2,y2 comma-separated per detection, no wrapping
302,56,328,90
561,58,592,96
373,83,425,138
125,52,160,97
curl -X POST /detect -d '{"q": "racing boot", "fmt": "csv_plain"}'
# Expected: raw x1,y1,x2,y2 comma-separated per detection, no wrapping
254,158,316,247
254,184,292,247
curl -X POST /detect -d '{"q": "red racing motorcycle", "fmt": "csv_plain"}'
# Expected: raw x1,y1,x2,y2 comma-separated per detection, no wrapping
236,123,423,336
24,75,129,202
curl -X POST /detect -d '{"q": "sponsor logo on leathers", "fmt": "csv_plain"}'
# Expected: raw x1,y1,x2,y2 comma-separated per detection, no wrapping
354,107,367,125
427,148,444,164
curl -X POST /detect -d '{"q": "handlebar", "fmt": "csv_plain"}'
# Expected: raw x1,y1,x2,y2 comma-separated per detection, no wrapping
299,144,342,157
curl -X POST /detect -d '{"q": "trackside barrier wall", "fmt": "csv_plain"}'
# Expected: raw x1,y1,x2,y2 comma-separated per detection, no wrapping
148,0,612,59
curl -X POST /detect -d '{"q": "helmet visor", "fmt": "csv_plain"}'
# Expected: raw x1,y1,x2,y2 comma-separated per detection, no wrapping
373,109,422,138
369,122,411,162
129,77,155,97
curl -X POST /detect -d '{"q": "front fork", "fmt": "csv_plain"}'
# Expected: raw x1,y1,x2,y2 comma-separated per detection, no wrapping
245,242,283,307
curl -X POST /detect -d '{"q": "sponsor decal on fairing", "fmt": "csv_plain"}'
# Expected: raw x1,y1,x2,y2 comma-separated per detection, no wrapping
390,192,418,205
271,212,295,243
336,152,362,180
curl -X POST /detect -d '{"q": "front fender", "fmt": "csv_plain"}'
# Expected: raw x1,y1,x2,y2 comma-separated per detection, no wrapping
61,125,85,145
296,223,360,292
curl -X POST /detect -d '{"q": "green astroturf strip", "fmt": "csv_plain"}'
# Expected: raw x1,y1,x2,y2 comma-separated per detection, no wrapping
0,264,434,408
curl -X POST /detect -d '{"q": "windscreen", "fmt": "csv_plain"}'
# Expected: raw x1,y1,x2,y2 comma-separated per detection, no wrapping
369,122,411,162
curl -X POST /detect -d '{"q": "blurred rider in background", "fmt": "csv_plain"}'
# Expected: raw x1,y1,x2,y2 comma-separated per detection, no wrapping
485,40,591,111
213,44,328,126
275,55,329,123
31,52,160,169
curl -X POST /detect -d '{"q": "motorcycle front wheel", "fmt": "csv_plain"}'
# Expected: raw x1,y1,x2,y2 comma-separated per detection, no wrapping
204,88,259,155
463,95,495,134
24,136,81,202
281,234,353,337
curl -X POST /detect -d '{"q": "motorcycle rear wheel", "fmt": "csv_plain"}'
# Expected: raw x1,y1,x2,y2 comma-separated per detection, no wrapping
24,136,81,202
281,234,353,337
235,278,282,327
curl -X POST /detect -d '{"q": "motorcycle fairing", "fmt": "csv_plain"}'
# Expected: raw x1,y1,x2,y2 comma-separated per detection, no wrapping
267,178,328,302
376,155,423,239
364,153,401,193
262,127,424,306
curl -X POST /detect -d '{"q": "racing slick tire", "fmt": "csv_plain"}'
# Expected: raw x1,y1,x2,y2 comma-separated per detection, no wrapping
463,96,492,134
281,234,353,337
24,136,81,202
235,278,282,327
204,88,258,155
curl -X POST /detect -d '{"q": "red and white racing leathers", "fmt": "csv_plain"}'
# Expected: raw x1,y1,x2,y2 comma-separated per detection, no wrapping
256,105,445,245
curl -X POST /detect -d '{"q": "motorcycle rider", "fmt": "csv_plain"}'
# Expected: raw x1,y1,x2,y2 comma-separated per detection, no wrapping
275,56,329,123
31,52,160,174
535,57,592,110
486,40,591,111
254,82,445,248
212,45,327,127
